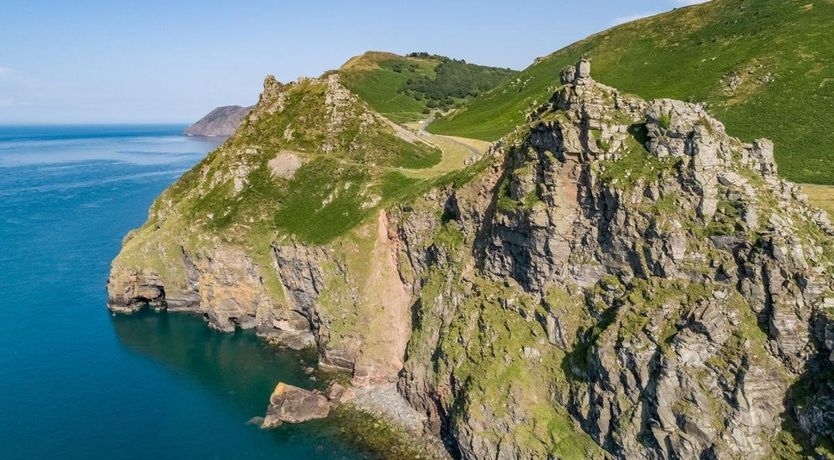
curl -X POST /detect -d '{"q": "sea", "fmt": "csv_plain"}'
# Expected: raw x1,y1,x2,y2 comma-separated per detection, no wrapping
0,125,375,459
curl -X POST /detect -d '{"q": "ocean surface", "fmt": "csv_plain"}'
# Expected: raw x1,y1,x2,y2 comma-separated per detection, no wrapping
0,125,373,459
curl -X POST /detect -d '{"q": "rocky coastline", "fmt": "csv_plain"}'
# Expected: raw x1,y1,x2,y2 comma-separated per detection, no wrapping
108,60,834,459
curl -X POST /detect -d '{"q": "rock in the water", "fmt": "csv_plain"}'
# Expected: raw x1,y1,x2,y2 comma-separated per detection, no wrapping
261,383,331,428
246,416,264,426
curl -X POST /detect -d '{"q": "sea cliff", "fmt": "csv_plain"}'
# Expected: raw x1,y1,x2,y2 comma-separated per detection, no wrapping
109,61,834,459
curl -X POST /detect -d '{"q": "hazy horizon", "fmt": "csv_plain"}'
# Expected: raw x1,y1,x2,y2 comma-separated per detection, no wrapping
1,0,708,124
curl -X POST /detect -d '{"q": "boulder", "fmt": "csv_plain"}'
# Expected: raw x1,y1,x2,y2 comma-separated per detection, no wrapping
576,58,591,80
261,383,331,428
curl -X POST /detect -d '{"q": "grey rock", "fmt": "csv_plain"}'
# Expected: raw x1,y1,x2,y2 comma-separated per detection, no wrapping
576,58,592,80
261,383,330,428
397,59,834,460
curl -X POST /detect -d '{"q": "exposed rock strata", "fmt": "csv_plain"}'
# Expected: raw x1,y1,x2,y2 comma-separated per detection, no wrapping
393,60,834,459
109,73,428,386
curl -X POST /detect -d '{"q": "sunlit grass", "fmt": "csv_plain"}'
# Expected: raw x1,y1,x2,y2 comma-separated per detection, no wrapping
429,0,834,185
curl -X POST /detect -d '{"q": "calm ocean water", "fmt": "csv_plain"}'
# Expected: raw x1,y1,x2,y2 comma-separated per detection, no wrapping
0,125,371,459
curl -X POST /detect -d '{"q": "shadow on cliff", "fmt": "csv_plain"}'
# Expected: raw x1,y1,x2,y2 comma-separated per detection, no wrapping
777,311,834,457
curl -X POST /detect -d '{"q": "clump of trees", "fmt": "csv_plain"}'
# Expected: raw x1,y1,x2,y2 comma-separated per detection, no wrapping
403,53,517,111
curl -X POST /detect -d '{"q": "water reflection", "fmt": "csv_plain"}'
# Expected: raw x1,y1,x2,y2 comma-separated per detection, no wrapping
111,310,376,459
111,310,319,417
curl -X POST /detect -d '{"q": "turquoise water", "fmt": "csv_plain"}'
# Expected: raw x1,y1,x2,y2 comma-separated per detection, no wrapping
0,125,371,459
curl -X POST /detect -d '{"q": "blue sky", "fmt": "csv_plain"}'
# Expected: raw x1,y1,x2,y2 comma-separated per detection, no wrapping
0,0,708,124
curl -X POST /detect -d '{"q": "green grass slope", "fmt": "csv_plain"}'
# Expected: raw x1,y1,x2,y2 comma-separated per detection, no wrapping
135,74,492,252
339,51,517,123
429,0,834,184
161,77,443,245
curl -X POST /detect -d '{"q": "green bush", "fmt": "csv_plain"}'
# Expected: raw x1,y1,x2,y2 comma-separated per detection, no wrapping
659,113,673,130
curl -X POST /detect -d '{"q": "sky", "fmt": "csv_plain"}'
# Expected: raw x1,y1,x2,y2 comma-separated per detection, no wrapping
0,0,708,124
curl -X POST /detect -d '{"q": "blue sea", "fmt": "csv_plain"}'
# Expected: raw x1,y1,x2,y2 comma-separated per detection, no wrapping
0,125,372,459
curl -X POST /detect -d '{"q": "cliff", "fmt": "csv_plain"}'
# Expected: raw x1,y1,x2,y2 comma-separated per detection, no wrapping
184,105,252,137
108,60,834,459
108,72,443,386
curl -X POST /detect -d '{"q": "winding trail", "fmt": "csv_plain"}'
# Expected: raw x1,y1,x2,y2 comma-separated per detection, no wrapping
397,116,490,179
293,116,489,180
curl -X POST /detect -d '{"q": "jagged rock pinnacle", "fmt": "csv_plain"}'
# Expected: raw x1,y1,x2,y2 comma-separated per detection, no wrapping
560,58,592,85
263,74,279,90
576,57,591,80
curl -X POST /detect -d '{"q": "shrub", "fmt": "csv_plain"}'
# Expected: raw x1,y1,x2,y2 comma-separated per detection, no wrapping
659,112,673,130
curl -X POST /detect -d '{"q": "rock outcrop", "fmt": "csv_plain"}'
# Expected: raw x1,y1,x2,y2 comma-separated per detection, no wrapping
184,105,253,137
261,383,331,428
109,60,834,459
393,60,834,459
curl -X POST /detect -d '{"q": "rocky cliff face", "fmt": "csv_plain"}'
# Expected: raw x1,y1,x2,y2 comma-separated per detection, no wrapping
185,105,253,137
108,60,834,459
393,61,834,459
108,72,440,386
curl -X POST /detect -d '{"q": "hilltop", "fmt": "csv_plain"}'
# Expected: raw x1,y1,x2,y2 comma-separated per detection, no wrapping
338,51,517,123
185,105,253,137
182,51,514,138
428,0,834,185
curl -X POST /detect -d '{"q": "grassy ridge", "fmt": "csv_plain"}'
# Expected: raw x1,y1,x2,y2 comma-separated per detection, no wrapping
146,75,493,245
429,0,834,184
400,53,517,110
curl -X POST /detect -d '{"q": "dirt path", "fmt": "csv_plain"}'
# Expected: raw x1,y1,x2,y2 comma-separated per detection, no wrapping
397,116,490,179
303,117,489,180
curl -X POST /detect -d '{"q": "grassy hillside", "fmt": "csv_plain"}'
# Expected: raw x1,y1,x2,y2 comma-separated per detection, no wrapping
127,73,493,260
804,184,834,220
429,0,834,185
339,51,517,123
161,77,444,245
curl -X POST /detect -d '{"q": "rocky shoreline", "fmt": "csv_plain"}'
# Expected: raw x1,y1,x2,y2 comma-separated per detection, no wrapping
252,379,448,459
